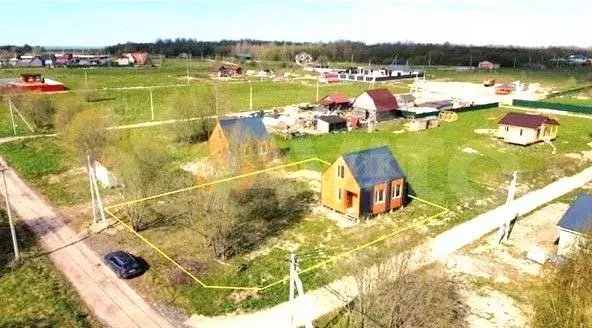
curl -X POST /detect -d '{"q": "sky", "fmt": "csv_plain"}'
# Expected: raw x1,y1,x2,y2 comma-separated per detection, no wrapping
0,0,589,48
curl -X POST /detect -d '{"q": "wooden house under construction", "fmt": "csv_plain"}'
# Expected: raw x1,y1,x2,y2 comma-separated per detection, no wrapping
321,146,406,218
209,117,273,165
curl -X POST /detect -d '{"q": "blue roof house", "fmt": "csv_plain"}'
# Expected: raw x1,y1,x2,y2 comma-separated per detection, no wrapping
208,117,272,166
557,193,592,257
321,146,406,218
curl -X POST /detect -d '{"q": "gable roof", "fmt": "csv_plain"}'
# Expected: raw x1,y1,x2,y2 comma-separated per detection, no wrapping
218,117,268,144
363,88,399,112
557,194,592,235
342,146,405,189
498,112,559,129
320,93,351,105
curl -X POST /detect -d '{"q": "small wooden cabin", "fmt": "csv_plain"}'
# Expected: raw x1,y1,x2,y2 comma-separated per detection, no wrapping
321,146,406,218
497,112,559,145
209,117,272,164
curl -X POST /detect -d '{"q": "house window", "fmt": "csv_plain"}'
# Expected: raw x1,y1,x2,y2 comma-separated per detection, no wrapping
505,126,509,132
337,188,342,200
519,129,523,136
375,188,385,203
337,165,345,179
391,184,402,199
259,143,268,155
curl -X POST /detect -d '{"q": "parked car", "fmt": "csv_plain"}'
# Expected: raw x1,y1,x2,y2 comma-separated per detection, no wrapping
103,251,145,279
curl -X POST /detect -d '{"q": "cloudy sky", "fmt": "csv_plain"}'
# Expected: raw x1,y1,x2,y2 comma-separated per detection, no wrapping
1,0,589,48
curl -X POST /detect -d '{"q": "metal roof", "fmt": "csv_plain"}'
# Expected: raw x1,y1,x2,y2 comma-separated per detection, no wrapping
342,146,405,189
219,117,269,143
364,88,399,112
557,194,592,235
318,115,347,124
498,112,559,129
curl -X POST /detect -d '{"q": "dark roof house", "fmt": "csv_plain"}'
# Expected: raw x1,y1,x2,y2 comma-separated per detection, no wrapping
557,194,592,235
219,117,268,143
498,112,559,129
342,146,405,189
557,193,592,257
321,146,406,218
209,117,272,165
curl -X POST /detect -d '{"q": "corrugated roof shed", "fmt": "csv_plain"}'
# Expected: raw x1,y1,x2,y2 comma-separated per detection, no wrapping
318,115,347,124
219,117,269,143
364,88,399,112
498,112,559,129
557,194,592,235
342,146,405,189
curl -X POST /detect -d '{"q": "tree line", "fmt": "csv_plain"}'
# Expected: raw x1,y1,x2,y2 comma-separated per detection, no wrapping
104,39,591,68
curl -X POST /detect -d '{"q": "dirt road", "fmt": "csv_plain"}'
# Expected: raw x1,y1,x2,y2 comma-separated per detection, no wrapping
0,157,177,328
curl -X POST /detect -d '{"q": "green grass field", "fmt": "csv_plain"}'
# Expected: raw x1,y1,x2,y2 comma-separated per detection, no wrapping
0,208,99,327
547,88,592,106
2,106,591,316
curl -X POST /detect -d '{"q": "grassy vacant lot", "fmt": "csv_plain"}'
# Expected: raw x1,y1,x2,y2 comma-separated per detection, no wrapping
428,67,592,90
1,59,409,135
547,88,592,106
2,106,591,316
0,208,99,327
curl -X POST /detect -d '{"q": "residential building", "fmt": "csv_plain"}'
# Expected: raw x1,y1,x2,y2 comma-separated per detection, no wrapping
0,74,67,94
318,93,352,110
321,146,406,218
352,88,399,122
557,194,592,257
478,60,500,70
497,112,559,145
208,117,272,165
338,64,424,83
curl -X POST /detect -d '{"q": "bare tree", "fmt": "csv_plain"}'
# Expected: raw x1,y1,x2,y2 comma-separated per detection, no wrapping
333,251,466,328
532,242,592,328
164,88,217,143
10,94,55,133
113,131,171,232
58,108,110,162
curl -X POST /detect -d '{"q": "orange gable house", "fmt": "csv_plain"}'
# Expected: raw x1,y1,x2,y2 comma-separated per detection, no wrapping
321,146,406,218
209,117,272,165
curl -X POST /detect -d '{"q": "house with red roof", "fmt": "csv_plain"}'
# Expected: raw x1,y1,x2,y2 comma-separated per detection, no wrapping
352,88,399,122
318,93,352,110
497,112,559,145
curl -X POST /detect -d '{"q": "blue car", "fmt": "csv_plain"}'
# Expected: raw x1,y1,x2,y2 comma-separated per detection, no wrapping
104,251,145,279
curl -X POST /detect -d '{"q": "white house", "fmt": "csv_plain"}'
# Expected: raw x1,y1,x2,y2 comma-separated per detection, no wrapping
557,194,592,257
338,64,424,83
497,112,559,146
93,160,120,188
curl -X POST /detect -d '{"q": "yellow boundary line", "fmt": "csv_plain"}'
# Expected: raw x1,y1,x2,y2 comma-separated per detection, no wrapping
103,158,449,292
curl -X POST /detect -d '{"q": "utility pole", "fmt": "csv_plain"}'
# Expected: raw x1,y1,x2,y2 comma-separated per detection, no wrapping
84,69,88,88
7,99,17,135
186,54,190,85
428,51,432,70
87,155,107,229
1,164,20,262
289,253,313,328
150,89,155,120
249,81,253,111
498,171,517,244
513,54,517,70
315,79,319,102
215,82,220,120
469,53,473,67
